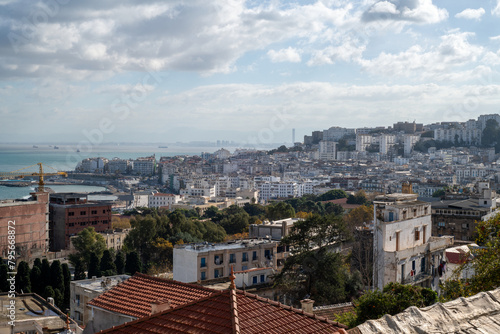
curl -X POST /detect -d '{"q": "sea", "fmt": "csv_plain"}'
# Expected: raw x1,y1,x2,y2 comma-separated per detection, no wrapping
0,143,228,200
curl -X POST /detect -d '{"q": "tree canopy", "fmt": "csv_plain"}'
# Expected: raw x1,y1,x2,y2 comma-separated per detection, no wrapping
69,227,107,268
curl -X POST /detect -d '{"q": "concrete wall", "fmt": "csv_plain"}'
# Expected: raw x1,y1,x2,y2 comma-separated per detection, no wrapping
173,248,199,283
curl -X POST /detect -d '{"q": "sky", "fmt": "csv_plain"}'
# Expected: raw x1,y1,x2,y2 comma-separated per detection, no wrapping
1,0,500,145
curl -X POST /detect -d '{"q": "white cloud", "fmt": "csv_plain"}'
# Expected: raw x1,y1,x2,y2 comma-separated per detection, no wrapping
490,35,500,41
493,0,500,16
455,8,485,21
359,31,485,82
362,0,448,24
267,47,301,63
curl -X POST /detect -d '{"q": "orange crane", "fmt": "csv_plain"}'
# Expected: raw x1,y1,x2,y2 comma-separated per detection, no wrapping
0,163,68,192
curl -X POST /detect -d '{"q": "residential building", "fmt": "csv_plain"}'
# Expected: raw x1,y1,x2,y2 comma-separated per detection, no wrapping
77,157,108,173
356,134,372,152
323,126,356,141
0,293,82,334
403,134,420,157
98,285,348,334
393,121,423,133
248,218,301,240
70,274,130,327
373,193,454,291
431,182,497,241
234,267,274,289
49,193,112,251
0,192,49,264
108,158,130,174
148,192,181,209
379,134,396,154
85,273,216,333
173,239,286,283
132,155,156,175
319,140,337,161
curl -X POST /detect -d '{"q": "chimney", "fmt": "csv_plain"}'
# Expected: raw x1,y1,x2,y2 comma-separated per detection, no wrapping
300,299,314,314
151,299,171,315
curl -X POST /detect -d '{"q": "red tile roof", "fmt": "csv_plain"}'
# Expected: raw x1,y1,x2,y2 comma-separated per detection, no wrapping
99,289,347,334
87,273,217,318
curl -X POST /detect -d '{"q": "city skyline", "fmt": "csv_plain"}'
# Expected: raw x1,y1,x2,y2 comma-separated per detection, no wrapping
1,0,500,144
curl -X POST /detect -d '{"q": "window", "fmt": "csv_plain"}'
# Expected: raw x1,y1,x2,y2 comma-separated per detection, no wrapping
242,266,248,271
260,274,265,283
252,251,257,261
74,311,81,321
423,226,427,243
229,253,236,264
265,249,271,260
69,223,75,227
214,269,222,278
103,210,106,213
80,211,86,215
252,276,258,284
214,255,223,265
388,212,394,222
415,228,420,241
68,212,75,216
438,222,445,227
242,252,248,262
201,272,206,280
91,210,97,215
396,231,400,251
200,257,206,268
76,294,80,307
401,263,405,282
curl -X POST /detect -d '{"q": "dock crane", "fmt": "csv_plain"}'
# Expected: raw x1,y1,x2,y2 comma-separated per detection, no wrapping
0,163,68,192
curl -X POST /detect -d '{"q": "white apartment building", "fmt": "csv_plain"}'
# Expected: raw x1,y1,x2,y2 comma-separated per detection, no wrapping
78,157,108,173
108,158,130,174
373,194,454,291
319,140,337,161
323,127,356,141
173,239,286,283
403,134,420,157
455,165,489,183
434,128,481,145
132,155,156,175
379,134,396,154
356,134,372,152
148,192,181,209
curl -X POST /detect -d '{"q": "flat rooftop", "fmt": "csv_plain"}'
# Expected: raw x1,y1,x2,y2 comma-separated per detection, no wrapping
176,239,277,252
72,275,130,293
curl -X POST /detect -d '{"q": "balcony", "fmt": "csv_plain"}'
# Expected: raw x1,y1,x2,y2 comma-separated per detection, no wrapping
402,271,433,285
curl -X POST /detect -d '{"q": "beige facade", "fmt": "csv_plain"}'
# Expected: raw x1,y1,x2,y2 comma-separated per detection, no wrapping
70,275,130,327
173,239,288,283
373,193,454,291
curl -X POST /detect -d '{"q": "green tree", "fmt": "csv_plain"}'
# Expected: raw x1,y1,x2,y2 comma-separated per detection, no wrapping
275,214,355,305
50,260,65,293
73,258,87,281
33,258,42,270
42,286,55,300
30,265,42,295
266,202,295,220
203,206,219,219
69,227,106,269
432,189,446,198
87,252,101,278
441,212,500,299
243,203,266,217
62,263,71,309
54,288,64,309
15,261,31,293
337,282,438,327
115,251,126,275
100,249,117,276
347,190,369,205
125,251,142,275
41,259,51,289
317,189,348,201
0,264,9,292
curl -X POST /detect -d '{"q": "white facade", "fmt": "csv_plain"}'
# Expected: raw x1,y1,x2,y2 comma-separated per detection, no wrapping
403,134,420,157
434,128,481,145
379,134,395,154
356,134,372,152
148,193,181,209
173,239,281,283
373,194,454,291
323,127,356,141
319,140,337,161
